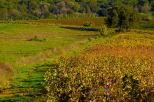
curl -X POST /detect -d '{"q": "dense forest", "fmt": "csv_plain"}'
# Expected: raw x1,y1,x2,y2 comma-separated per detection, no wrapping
0,0,154,20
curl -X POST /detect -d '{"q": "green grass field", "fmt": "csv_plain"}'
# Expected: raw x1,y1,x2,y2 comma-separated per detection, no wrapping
0,22,99,101
0,23,100,63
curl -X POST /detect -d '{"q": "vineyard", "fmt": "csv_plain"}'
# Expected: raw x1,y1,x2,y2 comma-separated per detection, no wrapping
0,17,105,27
45,32,154,101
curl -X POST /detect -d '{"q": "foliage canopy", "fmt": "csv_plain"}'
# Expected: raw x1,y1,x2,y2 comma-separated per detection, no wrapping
107,5,140,31
0,0,154,19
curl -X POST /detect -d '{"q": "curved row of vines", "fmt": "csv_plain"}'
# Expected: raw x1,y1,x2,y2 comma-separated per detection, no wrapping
45,32,154,102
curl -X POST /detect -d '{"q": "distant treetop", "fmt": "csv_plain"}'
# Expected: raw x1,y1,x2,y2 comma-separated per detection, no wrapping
0,0,153,20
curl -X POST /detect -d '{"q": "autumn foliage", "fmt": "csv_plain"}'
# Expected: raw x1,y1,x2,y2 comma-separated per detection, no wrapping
45,32,154,101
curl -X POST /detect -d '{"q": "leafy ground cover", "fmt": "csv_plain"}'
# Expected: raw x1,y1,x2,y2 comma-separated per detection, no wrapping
45,32,154,101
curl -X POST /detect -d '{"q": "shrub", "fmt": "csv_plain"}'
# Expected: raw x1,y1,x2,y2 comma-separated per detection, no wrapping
99,25,108,36
140,13,153,21
83,22,93,27
27,36,46,42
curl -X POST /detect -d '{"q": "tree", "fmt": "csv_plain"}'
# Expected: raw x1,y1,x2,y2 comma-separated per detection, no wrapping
107,8,119,27
137,0,150,13
40,2,50,18
0,0,153,20
0,8,8,20
51,1,76,15
79,0,98,13
107,5,140,32
150,1,154,11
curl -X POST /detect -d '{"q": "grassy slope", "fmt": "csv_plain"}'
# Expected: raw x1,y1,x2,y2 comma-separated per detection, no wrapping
1,30,154,101
0,23,99,101
0,17,154,101
0,23,97,63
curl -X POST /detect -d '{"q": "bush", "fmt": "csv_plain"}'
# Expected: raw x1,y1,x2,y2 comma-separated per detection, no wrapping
140,13,153,21
83,22,93,27
99,25,108,36
27,36,46,42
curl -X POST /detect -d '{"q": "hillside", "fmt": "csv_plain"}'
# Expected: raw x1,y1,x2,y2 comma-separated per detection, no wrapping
0,1,154,101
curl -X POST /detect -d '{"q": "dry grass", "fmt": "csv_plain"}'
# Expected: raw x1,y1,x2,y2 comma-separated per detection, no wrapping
85,45,154,58
0,62,13,79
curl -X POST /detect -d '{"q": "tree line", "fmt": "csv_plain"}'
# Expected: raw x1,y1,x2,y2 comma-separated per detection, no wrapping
0,0,154,20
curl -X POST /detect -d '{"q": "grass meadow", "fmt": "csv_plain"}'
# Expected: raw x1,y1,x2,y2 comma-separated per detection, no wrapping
0,23,98,63
0,20,99,101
